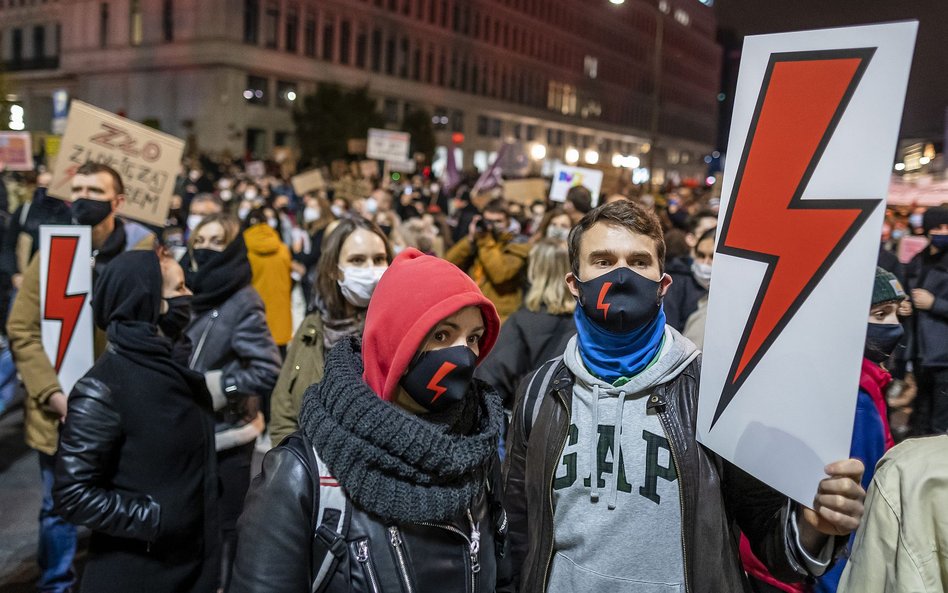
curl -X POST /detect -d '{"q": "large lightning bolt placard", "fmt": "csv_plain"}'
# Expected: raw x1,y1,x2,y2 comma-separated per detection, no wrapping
39,226,94,397
696,22,917,507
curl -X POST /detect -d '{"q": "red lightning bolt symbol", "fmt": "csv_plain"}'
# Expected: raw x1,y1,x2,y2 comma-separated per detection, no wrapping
44,236,87,372
596,282,613,319
710,49,881,429
427,361,457,404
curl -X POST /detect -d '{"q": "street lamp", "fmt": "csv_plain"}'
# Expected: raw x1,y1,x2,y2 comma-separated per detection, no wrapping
530,143,547,160
565,147,580,164
609,0,626,4
584,149,600,165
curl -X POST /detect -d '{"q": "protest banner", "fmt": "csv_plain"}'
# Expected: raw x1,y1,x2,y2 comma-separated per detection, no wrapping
48,100,185,227
39,226,94,396
504,178,548,205
0,132,35,171
549,164,604,206
695,21,918,506
291,168,327,196
367,128,410,162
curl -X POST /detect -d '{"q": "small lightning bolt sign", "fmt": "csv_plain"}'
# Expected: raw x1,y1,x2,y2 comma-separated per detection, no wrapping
710,49,882,429
44,236,87,372
427,361,457,404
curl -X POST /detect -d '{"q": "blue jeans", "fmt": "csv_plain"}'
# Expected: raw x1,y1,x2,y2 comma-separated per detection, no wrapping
0,344,17,414
38,452,76,593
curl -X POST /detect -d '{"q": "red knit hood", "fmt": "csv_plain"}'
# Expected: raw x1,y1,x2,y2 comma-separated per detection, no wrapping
362,248,500,401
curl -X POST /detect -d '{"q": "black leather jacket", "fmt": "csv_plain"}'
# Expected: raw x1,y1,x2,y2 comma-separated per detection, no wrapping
230,433,510,593
185,285,281,445
503,357,841,593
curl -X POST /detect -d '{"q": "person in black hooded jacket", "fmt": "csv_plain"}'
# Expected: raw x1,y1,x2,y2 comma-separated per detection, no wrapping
53,250,219,593
184,213,282,590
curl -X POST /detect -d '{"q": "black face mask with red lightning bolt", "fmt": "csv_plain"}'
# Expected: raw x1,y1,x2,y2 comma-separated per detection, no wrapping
575,267,663,334
401,345,478,411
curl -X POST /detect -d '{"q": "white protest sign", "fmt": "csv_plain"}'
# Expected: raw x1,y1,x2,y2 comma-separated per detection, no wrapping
48,100,185,227
696,21,917,507
366,128,410,163
39,226,94,396
0,132,34,171
549,164,604,206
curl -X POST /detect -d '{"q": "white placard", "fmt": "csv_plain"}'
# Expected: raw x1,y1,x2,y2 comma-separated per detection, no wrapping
696,21,917,507
549,164,604,206
39,226,94,396
366,128,410,163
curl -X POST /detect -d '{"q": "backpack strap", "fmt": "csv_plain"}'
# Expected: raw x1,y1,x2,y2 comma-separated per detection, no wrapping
308,443,349,593
520,356,564,442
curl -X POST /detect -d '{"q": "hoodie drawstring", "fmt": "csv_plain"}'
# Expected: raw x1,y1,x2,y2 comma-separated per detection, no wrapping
589,384,600,502
608,391,631,510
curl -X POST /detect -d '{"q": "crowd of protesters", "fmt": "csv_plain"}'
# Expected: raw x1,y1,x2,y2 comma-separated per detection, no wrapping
0,153,945,593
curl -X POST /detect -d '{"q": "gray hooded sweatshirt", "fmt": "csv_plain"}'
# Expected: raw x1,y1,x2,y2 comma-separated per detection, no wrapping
547,326,700,593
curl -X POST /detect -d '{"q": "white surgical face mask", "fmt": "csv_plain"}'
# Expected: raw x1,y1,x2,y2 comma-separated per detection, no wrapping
245,188,259,200
337,265,386,308
267,217,279,229
546,226,570,242
303,206,321,224
691,261,712,290
331,205,345,218
364,197,379,214
238,206,250,220
219,189,233,202
187,214,203,232
909,213,924,228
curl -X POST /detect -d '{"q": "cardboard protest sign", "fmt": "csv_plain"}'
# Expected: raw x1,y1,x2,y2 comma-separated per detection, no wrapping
367,128,410,162
291,169,326,196
0,132,35,171
39,226,94,396
696,21,917,506
549,164,603,206
504,178,548,205
48,100,185,227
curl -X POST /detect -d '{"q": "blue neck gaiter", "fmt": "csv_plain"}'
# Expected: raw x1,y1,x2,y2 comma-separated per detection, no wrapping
574,304,666,383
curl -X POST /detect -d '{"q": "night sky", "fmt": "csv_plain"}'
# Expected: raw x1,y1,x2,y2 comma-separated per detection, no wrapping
715,0,948,140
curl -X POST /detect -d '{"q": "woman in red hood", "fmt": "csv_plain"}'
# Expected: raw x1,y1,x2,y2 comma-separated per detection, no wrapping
230,248,511,593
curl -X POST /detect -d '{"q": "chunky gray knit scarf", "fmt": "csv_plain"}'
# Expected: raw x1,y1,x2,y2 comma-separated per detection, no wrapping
298,337,504,523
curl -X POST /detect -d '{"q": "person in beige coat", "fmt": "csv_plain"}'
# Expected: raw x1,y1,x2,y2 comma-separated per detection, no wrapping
838,435,948,593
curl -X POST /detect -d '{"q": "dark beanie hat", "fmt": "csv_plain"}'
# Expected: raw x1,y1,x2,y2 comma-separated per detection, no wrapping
871,266,906,306
922,206,948,234
361,248,500,401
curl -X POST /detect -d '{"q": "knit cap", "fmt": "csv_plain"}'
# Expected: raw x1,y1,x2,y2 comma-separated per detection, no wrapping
871,266,906,306
922,206,948,234
362,248,500,401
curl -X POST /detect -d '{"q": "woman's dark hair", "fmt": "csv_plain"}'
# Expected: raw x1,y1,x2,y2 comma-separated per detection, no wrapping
243,207,269,229
568,199,666,276
315,217,394,319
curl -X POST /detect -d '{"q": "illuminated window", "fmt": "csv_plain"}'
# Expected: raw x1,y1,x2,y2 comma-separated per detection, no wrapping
129,0,142,46
583,55,597,79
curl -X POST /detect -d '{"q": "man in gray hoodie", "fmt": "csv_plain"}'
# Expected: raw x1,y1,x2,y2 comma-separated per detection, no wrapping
503,200,867,593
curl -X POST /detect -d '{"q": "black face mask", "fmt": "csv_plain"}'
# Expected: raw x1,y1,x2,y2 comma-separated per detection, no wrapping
158,295,193,340
72,198,114,226
865,323,904,364
191,248,219,270
575,267,663,333
401,345,477,412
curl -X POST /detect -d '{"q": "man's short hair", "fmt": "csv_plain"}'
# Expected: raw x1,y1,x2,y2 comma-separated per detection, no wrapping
688,209,718,233
190,192,223,211
483,198,508,216
568,199,666,276
565,186,593,214
76,162,124,196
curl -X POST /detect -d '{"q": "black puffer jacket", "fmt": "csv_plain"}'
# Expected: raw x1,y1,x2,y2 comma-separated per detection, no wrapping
906,248,948,367
186,284,282,450
663,256,707,331
230,433,507,593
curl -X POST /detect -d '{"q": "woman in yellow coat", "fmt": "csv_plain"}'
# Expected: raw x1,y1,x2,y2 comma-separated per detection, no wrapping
243,208,293,349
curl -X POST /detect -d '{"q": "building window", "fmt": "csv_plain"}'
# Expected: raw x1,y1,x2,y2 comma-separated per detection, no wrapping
285,5,298,52
32,25,45,58
526,124,536,141
383,98,399,124
584,55,598,79
129,0,143,46
244,75,268,105
275,131,293,147
244,0,259,44
322,15,335,61
264,1,279,48
370,29,382,71
355,27,367,68
399,37,409,77
11,28,23,65
489,118,502,138
385,36,395,74
477,115,489,136
339,20,350,64
162,0,174,41
304,11,316,56
451,110,464,133
99,2,109,48
276,80,298,109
